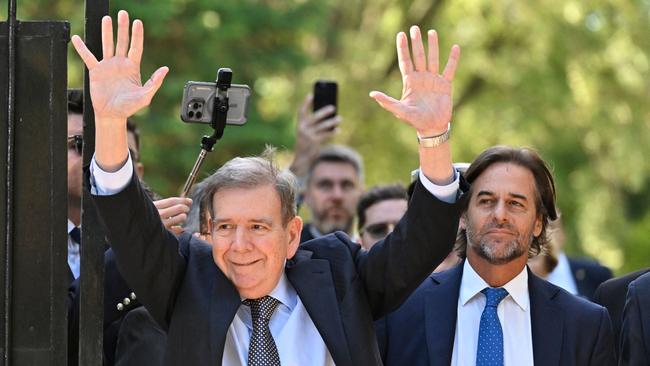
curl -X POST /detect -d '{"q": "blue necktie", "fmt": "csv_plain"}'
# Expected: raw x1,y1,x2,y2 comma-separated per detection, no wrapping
476,287,509,366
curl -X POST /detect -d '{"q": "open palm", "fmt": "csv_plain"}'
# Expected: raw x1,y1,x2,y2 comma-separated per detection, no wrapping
371,26,460,136
71,10,168,120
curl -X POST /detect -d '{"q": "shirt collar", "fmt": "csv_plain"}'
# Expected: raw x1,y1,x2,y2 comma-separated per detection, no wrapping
240,269,298,312
267,271,297,311
460,260,529,311
68,219,76,234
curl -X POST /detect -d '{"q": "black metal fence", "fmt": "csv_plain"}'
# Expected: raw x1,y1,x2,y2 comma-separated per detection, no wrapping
1,0,107,364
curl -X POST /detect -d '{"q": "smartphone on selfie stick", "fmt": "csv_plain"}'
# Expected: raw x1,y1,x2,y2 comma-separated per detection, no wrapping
179,68,251,197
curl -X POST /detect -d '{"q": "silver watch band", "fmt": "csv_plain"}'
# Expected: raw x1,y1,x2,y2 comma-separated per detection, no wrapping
416,123,451,148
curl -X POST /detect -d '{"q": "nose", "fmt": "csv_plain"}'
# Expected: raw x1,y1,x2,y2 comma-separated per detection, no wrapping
492,200,508,223
230,226,251,251
330,184,345,200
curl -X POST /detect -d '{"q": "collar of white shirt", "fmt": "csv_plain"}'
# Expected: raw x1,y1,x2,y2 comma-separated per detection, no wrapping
459,260,529,312
240,271,297,314
68,219,76,235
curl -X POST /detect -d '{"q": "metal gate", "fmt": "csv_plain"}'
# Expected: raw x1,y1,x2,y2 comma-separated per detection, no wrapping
1,0,108,364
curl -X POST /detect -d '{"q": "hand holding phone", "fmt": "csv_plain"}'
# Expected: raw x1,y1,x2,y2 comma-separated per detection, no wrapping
313,80,337,117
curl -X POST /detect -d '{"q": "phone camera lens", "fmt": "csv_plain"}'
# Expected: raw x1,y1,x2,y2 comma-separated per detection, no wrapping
188,111,194,118
195,112,202,119
193,103,200,109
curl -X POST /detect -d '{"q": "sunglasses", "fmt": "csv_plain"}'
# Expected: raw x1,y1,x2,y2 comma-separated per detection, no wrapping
67,135,83,155
361,222,397,239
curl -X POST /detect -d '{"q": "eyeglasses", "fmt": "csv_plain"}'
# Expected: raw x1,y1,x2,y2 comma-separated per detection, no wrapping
67,135,83,155
361,222,397,239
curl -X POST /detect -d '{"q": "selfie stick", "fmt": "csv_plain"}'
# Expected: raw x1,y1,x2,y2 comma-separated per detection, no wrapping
181,68,232,197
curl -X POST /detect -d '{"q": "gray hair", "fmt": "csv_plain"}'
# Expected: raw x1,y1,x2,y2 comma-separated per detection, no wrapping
183,179,209,234
307,144,364,185
202,147,298,225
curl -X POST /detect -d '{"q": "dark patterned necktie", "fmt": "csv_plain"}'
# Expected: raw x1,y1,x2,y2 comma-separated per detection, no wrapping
70,226,81,245
244,296,281,366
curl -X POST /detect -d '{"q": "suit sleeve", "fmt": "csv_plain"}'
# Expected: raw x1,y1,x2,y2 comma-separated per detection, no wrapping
89,170,187,330
588,306,617,365
355,179,462,319
619,280,650,366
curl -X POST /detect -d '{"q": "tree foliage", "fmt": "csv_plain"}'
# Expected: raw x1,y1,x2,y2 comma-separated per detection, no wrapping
8,0,650,273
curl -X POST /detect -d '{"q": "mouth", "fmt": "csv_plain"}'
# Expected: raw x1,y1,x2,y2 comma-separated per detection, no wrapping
231,259,261,267
485,229,516,236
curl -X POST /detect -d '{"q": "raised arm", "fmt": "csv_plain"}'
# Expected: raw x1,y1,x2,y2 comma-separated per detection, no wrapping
71,10,168,172
370,26,460,185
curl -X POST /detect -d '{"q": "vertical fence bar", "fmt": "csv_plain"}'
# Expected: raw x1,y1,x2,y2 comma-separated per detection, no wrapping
3,0,18,362
78,0,109,364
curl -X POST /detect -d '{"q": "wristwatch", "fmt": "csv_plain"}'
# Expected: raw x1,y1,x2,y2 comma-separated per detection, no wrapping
416,123,451,148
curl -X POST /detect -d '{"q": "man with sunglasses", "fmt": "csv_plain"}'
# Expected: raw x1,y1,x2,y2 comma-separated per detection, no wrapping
357,184,408,251
67,90,171,366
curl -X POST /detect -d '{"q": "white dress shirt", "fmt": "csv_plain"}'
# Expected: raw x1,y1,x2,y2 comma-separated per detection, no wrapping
67,219,81,279
89,152,460,364
451,261,534,366
223,272,334,366
546,252,579,295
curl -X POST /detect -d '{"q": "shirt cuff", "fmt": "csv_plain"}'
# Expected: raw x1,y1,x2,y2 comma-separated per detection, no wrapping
418,168,459,204
90,153,134,196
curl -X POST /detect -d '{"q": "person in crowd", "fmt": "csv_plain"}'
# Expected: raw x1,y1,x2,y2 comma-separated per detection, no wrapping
66,89,187,365
544,213,612,301
618,271,650,365
297,145,364,243
376,145,615,365
356,184,408,251
71,11,462,364
594,267,650,359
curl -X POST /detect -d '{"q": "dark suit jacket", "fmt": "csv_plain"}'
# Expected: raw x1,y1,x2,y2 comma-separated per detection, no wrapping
376,263,616,366
90,173,462,366
619,272,650,366
594,268,650,358
568,257,613,300
68,249,165,366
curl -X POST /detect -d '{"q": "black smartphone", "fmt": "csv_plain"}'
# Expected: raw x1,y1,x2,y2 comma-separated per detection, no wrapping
313,80,337,117
180,81,251,125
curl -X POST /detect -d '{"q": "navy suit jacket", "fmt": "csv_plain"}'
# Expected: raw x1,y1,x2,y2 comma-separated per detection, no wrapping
90,172,462,366
619,272,650,366
568,257,613,301
376,263,616,366
594,268,650,358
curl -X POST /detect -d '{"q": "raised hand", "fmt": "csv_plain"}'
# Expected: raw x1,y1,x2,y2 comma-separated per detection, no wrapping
289,94,341,178
71,10,168,120
154,197,193,236
370,26,460,137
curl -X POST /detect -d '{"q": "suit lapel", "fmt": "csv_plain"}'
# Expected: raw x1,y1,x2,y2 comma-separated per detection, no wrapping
529,269,563,365
425,264,463,366
286,250,353,366
208,269,242,364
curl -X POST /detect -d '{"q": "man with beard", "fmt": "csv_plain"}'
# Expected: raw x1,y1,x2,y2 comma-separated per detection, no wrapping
299,145,363,242
376,146,615,365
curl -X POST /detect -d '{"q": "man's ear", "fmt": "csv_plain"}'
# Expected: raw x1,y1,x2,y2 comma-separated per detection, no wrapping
459,213,467,230
286,216,303,259
533,215,543,237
